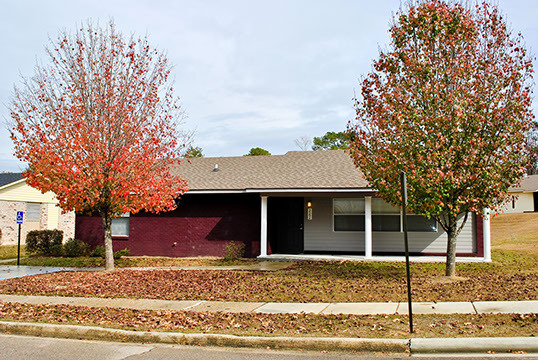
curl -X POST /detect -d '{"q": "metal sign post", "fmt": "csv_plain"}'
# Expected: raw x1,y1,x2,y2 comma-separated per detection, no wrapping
400,171,414,334
16,211,24,266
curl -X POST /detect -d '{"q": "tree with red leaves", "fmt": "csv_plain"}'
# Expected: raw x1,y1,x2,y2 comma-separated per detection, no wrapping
10,21,188,270
348,1,534,277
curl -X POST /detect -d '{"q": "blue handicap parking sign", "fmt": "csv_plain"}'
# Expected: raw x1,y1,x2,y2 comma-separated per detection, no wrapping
16,211,24,224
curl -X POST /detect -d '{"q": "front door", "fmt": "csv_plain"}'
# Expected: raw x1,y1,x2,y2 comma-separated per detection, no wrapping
268,197,304,254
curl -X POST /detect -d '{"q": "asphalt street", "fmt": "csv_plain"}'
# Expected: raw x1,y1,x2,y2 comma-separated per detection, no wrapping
1,334,537,360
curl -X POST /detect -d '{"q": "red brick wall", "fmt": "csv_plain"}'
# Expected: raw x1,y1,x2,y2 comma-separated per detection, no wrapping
475,213,484,257
75,194,261,258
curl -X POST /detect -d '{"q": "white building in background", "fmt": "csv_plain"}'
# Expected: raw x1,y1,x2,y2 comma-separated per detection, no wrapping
504,174,538,213
0,173,74,245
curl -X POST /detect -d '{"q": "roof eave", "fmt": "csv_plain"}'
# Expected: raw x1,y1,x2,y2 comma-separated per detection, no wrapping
186,187,375,195
0,178,26,192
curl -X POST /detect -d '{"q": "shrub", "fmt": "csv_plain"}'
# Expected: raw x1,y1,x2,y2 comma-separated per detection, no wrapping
63,238,90,257
25,230,63,256
114,248,130,260
90,245,106,258
223,241,245,262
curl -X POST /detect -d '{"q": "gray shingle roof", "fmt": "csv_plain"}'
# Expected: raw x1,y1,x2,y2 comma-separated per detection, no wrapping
510,174,538,192
0,173,23,188
172,150,369,191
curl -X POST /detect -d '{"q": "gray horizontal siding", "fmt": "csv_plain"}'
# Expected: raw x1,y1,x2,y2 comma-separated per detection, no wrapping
304,197,475,254
304,197,364,251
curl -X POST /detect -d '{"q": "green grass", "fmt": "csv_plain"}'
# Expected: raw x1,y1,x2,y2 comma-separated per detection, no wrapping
7,256,105,267
3,255,256,268
0,245,26,260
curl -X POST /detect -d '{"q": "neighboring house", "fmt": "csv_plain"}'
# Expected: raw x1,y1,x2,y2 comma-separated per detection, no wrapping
503,174,538,213
0,173,75,245
76,150,491,260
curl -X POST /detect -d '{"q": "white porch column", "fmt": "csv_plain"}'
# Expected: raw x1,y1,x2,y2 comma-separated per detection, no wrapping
260,196,268,257
483,208,491,262
364,196,372,259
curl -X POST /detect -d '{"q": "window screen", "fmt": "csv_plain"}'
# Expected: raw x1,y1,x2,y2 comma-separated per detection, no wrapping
26,203,41,221
372,198,400,232
111,217,129,237
334,198,364,232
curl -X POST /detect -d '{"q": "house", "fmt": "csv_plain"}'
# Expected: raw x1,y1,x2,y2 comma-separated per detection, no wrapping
503,174,538,213
75,150,491,261
0,173,75,245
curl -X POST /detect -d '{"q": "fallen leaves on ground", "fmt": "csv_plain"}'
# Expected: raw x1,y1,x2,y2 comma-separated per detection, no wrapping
0,260,536,302
0,302,535,338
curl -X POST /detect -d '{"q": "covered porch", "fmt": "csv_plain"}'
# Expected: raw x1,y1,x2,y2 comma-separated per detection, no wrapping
258,192,492,261
258,253,490,263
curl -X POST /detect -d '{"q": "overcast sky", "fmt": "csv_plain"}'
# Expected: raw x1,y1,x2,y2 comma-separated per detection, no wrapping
0,0,536,171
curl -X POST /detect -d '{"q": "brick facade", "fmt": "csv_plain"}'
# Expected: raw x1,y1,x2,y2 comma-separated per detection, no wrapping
0,200,75,245
0,200,28,245
75,194,261,258
58,210,75,240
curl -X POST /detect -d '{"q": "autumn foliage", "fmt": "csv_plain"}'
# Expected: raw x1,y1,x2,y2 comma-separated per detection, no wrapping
10,21,188,270
348,1,534,276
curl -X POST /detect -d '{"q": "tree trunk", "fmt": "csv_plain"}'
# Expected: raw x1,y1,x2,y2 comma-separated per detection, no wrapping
102,214,115,271
445,216,458,277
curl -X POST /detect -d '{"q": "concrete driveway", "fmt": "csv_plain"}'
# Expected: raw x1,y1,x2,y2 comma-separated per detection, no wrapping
0,265,90,280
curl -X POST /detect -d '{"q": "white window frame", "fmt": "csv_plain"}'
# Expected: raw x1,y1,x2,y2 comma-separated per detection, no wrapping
333,198,364,232
332,198,439,233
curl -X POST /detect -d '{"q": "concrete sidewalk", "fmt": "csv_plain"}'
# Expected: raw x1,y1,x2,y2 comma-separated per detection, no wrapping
1,294,536,315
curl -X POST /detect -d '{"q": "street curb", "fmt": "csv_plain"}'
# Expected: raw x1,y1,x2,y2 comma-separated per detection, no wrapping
1,321,536,354
0,321,409,353
410,337,538,354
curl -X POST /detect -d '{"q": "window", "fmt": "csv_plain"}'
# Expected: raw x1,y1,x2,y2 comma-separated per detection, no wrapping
26,203,41,221
334,198,364,231
111,214,129,237
333,198,438,233
372,198,400,232
407,215,438,232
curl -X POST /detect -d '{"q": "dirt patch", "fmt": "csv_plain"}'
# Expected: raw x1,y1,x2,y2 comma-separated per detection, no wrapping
425,276,469,285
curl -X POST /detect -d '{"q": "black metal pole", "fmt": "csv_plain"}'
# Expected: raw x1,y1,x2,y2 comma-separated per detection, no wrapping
400,171,413,334
17,223,21,266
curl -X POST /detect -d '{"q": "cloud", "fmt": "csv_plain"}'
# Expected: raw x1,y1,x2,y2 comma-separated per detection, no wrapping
0,0,535,168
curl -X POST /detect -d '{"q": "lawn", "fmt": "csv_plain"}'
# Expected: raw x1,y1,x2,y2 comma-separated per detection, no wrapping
0,245,26,260
6,255,255,268
491,212,538,256
0,259,535,302
0,212,536,304
0,302,536,339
